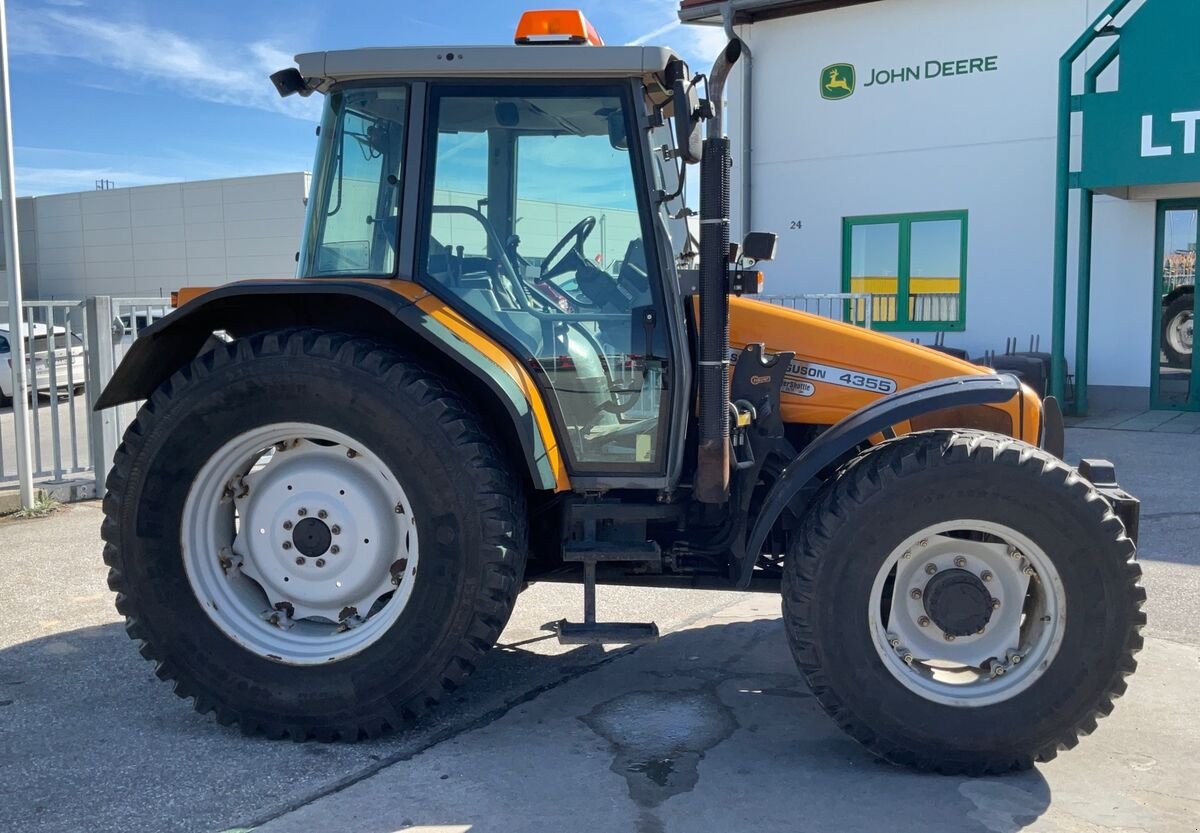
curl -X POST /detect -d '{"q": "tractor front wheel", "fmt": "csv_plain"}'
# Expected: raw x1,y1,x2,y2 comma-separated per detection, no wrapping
782,429,1144,774
102,329,526,740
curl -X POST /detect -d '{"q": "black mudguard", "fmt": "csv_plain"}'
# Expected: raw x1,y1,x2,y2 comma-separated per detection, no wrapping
739,374,1023,587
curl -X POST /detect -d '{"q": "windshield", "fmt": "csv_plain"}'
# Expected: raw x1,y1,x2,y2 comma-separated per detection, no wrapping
300,85,409,277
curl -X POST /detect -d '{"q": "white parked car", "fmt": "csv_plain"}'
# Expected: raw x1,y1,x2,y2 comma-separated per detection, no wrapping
0,323,86,406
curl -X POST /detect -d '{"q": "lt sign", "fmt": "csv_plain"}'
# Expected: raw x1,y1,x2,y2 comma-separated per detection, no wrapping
1141,111,1200,158
1077,0,1200,191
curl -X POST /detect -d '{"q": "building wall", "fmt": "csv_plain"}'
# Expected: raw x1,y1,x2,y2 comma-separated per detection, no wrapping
31,172,308,300
726,0,1158,390
0,198,40,303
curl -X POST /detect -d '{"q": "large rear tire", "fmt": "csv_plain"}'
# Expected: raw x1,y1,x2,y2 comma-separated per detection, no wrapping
782,429,1144,774
102,329,526,740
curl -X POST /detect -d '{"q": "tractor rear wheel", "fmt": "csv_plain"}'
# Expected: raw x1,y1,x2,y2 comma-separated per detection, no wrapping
782,429,1144,774
102,329,526,740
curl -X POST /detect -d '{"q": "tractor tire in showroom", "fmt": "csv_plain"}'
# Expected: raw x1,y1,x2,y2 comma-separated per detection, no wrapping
102,328,527,740
1161,291,1194,369
782,429,1144,775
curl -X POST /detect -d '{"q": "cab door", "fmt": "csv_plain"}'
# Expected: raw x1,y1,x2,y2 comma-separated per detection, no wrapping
414,81,680,484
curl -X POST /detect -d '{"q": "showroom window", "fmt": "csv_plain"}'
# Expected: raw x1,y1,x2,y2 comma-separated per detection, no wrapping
842,210,968,332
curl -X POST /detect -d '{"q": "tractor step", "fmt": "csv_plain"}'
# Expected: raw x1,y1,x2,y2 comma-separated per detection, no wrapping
554,541,661,645
556,621,660,645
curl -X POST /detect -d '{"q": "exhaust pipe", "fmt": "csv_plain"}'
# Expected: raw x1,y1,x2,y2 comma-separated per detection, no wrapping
695,39,743,505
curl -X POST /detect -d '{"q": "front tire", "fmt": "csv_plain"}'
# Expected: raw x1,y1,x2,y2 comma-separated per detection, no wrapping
102,329,526,740
782,429,1144,774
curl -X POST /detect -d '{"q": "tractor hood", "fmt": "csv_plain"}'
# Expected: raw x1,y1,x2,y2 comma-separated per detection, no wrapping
728,297,1005,428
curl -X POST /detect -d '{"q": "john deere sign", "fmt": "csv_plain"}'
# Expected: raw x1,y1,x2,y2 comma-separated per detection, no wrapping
1079,0,1200,189
821,56,998,101
820,64,855,100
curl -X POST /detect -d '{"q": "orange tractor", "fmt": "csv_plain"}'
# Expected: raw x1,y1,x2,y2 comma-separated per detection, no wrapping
96,11,1143,774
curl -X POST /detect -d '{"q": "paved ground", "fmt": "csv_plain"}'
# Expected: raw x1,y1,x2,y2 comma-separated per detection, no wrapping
1069,408,1200,434
0,427,1197,833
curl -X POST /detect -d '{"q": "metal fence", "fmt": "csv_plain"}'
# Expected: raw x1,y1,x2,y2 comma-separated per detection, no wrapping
1,290,878,501
761,292,875,329
0,296,168,491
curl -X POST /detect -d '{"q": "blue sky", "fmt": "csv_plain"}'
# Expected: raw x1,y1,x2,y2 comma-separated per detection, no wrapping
8,0,726,196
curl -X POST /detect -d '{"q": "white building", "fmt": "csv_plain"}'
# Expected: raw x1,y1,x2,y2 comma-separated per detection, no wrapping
681,0,1200,412
0,172,310,303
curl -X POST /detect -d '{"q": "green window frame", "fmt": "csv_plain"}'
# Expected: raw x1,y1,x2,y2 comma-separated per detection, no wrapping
841,210,968,332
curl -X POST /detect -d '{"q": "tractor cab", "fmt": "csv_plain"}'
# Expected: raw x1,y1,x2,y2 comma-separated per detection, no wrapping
286,28,697,479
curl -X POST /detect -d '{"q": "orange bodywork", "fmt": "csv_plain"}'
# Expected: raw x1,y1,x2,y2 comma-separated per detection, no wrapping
729,296,1043,445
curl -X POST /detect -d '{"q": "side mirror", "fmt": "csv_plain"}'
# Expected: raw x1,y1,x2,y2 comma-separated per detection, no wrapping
270,68,312,99
671,78,703,165
742,232,778,263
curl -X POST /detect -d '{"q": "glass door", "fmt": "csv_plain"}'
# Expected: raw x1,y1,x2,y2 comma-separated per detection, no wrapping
1152,203,1199,410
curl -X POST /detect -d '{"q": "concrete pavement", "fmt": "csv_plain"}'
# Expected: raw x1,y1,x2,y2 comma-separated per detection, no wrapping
0,427,1197,833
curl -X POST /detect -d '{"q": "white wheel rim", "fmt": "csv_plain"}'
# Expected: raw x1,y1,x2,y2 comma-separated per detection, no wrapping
1166,310,1193,355
868,520,1066,707
182,422,419,665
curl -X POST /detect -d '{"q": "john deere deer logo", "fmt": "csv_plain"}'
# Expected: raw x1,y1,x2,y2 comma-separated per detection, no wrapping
821,63,856,100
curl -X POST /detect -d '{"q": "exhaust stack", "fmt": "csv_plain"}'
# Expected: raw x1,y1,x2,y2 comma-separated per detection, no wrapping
694,39,743,505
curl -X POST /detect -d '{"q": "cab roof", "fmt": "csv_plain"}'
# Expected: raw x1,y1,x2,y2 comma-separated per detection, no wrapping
293,45,681,92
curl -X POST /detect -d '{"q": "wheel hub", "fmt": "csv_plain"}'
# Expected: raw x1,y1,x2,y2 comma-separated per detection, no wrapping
182,424,420,665
923,568,994,637
292,517,332,557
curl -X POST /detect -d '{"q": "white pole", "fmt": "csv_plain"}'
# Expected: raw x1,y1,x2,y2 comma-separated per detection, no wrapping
0,0,35,508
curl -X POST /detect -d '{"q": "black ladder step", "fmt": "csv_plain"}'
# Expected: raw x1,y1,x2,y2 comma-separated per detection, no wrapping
556,540,661,645
555,620,660,645
562,541,662,564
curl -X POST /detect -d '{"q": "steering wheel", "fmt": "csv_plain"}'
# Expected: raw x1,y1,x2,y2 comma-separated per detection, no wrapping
540,216,597,280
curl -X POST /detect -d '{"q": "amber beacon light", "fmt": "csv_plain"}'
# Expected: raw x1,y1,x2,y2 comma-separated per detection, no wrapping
514,10,605,45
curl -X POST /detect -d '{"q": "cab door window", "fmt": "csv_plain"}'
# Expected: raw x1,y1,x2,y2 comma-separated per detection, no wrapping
419,85,667,470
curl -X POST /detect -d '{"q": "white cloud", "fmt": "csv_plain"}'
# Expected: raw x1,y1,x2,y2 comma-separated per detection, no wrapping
10,9,320,121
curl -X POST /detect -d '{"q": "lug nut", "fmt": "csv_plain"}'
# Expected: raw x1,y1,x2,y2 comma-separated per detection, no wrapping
316,558,326,568
917,616,931,627
1010,654,1022,664
902,550,912,560
992,598,1002,609
981,571,993,582
331,545,340,555
925,564,938,576
910,588,922,600
295,556,306,565
347,449,358,459
282,541,292,550
283,520,293,531
993,664,1007,676
889,638,901,648
297,508,308,517
954,556,967,568
943,633,956,642
318,510,328,520
331,525,341,535
919,538,929,547
903,654,914,665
